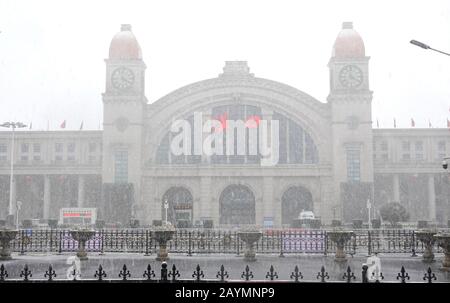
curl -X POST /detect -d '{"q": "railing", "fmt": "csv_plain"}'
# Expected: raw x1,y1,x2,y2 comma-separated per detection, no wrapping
9,228,448,256
0,263,443,283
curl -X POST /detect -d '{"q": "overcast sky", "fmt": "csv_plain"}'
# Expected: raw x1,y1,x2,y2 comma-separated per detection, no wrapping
1,0,450,130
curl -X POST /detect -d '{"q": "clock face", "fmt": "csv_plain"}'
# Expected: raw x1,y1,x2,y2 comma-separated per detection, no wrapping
339,65,363,88
111,67,135,90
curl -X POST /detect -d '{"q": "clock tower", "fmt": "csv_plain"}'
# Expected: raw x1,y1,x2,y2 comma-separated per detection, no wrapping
327,22,374,222
102,24,147,221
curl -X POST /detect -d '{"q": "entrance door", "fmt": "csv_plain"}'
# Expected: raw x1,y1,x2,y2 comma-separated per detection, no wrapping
219,185,255,226
281,186,313,226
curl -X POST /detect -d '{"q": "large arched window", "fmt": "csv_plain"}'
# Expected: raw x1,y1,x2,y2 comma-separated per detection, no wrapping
155,104,319,165
281,186,313,226
219,185,255,225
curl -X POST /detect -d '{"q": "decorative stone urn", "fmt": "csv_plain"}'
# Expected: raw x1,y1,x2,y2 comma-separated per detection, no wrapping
70,229,96,261
415,230,437,263
327,230,354,262
238,228,262,262
0,229,18,260
152,223,176,261
434,232,450,271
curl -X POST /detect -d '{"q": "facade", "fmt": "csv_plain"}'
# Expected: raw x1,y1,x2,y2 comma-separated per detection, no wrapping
1,23,449,227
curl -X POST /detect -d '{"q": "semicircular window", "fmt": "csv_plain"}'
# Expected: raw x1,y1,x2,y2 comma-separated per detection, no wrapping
155,105,318,165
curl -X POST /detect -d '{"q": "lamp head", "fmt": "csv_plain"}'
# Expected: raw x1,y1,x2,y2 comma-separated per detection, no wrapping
410,40,430,49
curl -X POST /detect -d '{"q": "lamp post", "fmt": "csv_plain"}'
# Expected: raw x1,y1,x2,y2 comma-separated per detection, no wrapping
410,40,450,57
15,201,22,230
163,199,169,225
0,122,27,216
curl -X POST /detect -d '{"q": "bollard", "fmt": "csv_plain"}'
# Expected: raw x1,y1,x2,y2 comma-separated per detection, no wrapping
160,261,168,282
362,264,369,283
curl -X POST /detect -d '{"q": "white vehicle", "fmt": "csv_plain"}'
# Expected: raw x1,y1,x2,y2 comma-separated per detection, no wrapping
298,210,315,220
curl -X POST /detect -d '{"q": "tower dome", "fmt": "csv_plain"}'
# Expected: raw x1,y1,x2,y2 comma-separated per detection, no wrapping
332,22,365,58
109,24,142,60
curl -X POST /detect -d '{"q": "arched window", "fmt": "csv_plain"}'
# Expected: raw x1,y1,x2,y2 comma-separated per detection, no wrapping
155,105,319,165
219,185,255,225
162,187,193,227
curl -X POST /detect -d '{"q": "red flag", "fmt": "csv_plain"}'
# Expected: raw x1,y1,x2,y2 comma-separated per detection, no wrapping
60,120,66,129
411,118,415,127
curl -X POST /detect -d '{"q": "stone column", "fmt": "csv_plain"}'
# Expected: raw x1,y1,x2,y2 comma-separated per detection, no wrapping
149,180,162,222
201,109,212,164
43,175,51,219
199,177,211,220
428,174,436,221
77,175,85,208
262,177,274,227
393,174,400,203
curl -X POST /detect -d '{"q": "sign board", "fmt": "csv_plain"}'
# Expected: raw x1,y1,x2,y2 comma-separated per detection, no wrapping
263,217,274,228
59,208,97,225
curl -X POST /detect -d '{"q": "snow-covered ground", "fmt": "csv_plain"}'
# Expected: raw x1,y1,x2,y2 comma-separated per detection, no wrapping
1,253,449,282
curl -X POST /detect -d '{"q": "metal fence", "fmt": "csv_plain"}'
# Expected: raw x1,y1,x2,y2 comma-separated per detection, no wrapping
9,228,448,256
0,262,444,283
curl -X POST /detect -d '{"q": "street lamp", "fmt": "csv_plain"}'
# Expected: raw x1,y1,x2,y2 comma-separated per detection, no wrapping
163,199,169,225
0,122,27,216
410,40,450,56
15,201,22,230
366,199,372,230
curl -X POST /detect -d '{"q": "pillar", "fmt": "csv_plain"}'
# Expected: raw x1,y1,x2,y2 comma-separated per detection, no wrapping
43,175,51,219
77,175,85,208
262,177,274,228
393,174,400,203
199,177,211,221
201,109,212,164
428,174,436,221
148,179,163,224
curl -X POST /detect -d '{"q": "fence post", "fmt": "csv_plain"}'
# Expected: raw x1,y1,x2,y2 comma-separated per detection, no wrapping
367,230,372,256
49,229,53,253
324,231,328,256
20,230,26,255
279,230,284,257
57,230,62,255
236,231,240,256
411,230,417,257
362,265,368,283
188,231,192,256
99,230,105,255
144,230,150,256
160,262,168,282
